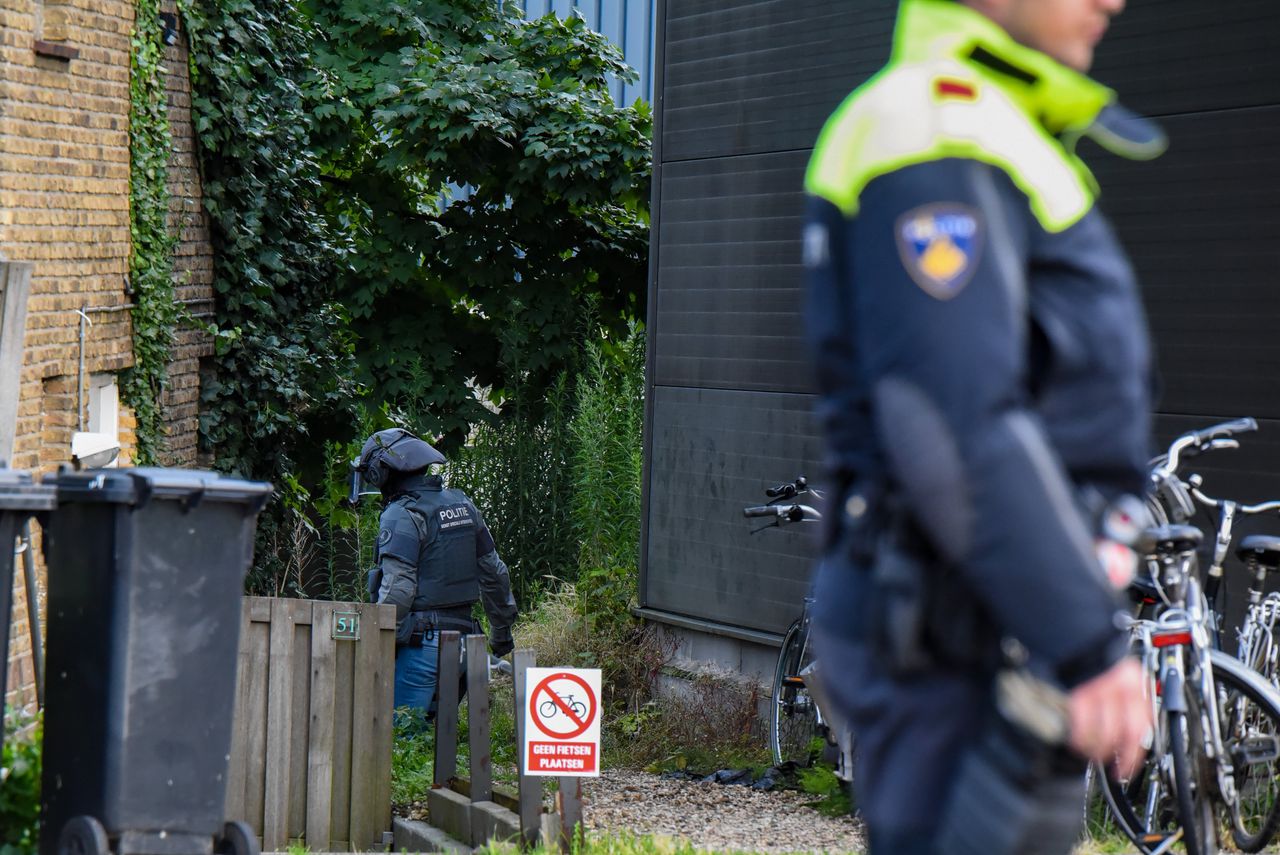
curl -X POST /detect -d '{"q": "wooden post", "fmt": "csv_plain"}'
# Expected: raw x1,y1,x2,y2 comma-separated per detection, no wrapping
466,633,493,804
557,777,583,854
434,631,462,787
306,602,337,849
0,262,33,463
262,598,298,851
513,649,540,848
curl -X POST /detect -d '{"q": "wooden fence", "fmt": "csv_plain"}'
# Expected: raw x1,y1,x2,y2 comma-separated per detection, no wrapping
226,597,396,852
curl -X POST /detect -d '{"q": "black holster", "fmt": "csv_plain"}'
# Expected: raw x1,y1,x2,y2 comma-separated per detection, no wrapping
863,508,999,676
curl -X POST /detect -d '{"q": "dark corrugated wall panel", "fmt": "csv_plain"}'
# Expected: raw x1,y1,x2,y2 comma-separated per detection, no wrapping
644,386,823,630
643,0,894,635
654,150,812,393
1090,0,1280,117
1088,108,1280,419
643,0,1280,638
662,0,893,161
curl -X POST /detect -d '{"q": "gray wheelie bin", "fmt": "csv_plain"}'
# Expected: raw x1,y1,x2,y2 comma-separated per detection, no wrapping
38,468,271,855
0,470,56,706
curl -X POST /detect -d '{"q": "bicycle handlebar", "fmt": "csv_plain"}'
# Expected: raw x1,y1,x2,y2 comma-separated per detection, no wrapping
765,476,808,499
1158,417,1258,476
1190,417,1257,446
743,504,822,524
1188,478,1280,516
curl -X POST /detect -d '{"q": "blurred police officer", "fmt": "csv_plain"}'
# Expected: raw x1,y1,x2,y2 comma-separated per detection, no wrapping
356,428,517,723
804,0,1161,852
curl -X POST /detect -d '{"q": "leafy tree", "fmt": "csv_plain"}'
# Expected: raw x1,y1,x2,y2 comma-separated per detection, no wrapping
307,0,651,448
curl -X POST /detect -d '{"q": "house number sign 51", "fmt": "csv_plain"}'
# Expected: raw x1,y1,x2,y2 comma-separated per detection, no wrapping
332,611,361,641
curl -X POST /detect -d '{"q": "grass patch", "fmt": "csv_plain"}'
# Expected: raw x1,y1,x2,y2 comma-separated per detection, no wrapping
795,763,854,818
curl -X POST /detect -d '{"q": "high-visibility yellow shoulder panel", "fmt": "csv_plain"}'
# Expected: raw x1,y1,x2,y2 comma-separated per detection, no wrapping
805,61,1096,233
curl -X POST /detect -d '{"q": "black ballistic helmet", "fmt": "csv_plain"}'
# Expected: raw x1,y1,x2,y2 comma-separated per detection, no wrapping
356,428,446,490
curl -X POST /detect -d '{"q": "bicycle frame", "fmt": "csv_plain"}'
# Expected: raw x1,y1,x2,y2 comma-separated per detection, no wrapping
1121,549,1242,839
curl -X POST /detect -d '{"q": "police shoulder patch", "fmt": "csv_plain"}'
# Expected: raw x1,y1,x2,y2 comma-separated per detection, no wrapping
378,528,393,547
894,204,984,300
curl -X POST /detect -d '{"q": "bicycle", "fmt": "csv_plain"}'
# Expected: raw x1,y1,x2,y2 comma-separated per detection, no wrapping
742,476,853,778
539,694,588,720
1103,426,1280,854
1142,418,1280,849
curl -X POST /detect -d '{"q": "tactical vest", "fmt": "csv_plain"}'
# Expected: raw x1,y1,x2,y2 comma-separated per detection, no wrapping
401,487,482,610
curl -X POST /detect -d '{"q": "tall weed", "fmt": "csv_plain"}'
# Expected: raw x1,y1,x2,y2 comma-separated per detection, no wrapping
447,373,578,607
571,326,644,635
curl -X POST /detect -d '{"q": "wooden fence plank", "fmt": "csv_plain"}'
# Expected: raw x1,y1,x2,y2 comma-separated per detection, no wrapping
287,600,314,841
306,602,338,850
330,639,355,848
224,598,255,824
513,649,540,847
434,632,462,786
242,602,272,841
349,602,385,850
467,634,493,804
372,604,396,843
249,596,271,622
263,597,296,851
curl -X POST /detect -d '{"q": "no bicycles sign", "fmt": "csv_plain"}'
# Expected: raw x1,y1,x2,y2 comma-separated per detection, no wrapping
522,667,602,777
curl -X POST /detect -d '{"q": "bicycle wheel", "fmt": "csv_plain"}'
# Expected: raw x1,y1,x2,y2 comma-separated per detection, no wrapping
1101,666,1217,854
1214,655,1280,852
1101,735,1180,854
769,618,818,766
1169,703,1217,855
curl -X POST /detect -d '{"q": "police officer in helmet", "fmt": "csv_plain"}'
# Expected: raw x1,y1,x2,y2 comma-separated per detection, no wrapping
356,428,517,723
805,0,1155,852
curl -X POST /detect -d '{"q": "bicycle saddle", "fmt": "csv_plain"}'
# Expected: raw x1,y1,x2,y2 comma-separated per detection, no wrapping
1236,534,1280,570
1137,524,1203,557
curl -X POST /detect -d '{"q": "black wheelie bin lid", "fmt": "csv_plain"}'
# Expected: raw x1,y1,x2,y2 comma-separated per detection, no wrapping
49,467,272,511
0,468,56,511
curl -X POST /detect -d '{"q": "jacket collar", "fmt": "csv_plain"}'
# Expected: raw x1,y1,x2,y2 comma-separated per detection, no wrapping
894,0,1113,136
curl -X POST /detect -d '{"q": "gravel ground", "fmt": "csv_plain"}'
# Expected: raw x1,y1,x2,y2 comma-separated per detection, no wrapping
583,769,865,853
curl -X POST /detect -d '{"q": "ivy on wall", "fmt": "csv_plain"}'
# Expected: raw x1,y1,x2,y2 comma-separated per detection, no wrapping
178,0,359,492
123,0,179,464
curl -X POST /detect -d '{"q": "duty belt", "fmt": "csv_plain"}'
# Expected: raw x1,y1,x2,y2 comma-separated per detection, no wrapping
408,606,477,645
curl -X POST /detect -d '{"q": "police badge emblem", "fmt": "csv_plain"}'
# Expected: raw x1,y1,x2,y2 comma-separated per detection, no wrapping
895,204,984,300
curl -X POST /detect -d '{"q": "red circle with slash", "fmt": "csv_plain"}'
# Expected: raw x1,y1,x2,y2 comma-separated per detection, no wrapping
530,671,596,740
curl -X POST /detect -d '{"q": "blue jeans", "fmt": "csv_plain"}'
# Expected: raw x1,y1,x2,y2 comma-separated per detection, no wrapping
394,634,439,729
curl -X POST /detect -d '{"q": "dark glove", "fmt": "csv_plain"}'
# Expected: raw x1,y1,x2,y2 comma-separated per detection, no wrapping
490,636,514,658
366,566,383,604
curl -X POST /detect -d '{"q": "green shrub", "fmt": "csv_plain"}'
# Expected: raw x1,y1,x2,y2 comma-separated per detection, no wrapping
1,709,41,854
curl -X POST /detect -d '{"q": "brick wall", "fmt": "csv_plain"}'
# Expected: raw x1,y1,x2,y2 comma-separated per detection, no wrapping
2,0,216,710
158,0,214,468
